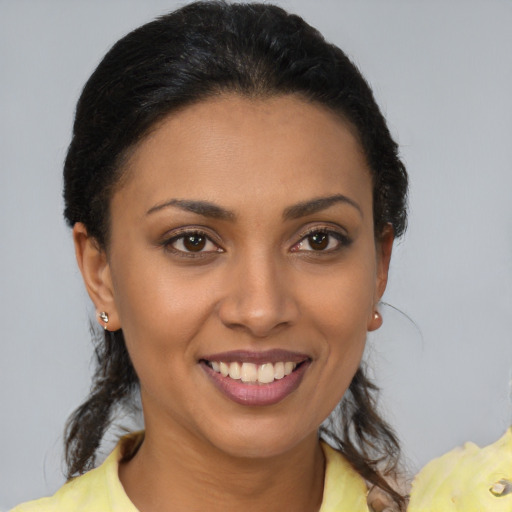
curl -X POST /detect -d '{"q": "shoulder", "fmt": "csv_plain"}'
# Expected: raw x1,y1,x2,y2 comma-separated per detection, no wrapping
9,432,143,512
409,428,512,511
9,463,111,512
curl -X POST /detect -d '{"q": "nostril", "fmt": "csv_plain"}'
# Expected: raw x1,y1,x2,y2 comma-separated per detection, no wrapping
216,262,300,336
218,300,296,337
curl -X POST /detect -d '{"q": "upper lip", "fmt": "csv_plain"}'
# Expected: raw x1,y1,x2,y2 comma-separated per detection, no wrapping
200,349,310,364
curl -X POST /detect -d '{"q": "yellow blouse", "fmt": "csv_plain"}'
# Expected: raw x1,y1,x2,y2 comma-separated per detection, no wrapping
409,428,512,511
11,434,369,512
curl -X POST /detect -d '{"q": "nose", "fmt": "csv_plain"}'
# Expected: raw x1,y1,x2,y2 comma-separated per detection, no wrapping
217,252,299,338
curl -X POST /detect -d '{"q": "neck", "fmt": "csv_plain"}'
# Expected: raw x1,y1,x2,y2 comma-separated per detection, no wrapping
119,422,325,512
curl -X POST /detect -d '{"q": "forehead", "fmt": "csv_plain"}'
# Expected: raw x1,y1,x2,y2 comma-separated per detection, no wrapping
116,94,373,219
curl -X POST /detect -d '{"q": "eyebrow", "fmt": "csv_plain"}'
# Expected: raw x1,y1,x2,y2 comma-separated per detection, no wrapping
146,199,236,220
283,194,363,220
146,194,362,221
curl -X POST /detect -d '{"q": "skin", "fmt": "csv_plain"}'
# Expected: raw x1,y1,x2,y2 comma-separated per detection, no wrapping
74,94,393,512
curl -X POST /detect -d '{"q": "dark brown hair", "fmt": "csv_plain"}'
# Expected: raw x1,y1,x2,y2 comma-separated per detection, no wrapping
63,2,408,509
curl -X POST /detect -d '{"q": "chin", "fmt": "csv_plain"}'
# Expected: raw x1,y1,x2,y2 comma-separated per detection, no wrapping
201,416,318,460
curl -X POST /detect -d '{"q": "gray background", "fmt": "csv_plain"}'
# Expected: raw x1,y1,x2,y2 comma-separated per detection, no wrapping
1,0,511,508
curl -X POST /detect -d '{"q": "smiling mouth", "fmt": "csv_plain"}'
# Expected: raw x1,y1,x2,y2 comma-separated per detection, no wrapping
203,360,305,385
200,351,311,406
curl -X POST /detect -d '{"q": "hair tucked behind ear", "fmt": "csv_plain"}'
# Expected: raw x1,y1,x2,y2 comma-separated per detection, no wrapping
64,329,137,479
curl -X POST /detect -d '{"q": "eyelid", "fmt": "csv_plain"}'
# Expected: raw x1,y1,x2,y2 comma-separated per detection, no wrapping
160,227,224,256
296,223,348,239
290,224,351,252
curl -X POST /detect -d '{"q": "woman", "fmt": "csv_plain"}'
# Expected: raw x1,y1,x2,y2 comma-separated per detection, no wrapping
11,2,408,511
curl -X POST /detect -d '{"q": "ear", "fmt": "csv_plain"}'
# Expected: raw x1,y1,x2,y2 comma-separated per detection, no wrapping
367,224,394,332
73,223,121,331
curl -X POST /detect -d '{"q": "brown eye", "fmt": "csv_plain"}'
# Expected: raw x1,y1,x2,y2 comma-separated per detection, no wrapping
183,234,206,252
291,229,350,253
307,232,328,250
167,231,222,255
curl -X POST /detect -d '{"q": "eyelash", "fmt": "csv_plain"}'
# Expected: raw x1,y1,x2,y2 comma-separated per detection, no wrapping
291,228,351,254
161,226,351,258
162,230,224,258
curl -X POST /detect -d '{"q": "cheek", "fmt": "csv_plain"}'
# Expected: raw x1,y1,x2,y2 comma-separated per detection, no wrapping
311,277,370,375
299,257,376,340
297,255,376,414
108,250,221,375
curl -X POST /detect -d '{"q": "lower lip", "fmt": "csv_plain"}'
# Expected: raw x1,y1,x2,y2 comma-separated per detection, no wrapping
201,361,310,406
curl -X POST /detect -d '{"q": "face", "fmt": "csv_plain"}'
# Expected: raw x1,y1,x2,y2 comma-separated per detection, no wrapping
76,94,392,459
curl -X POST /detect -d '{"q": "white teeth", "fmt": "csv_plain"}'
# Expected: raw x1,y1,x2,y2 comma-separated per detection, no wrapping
209,360,300,384
284,362,295,376
240,362,258,383
219,362,229,377
258,363,275,384
274,361,285,380
228,362,241,379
